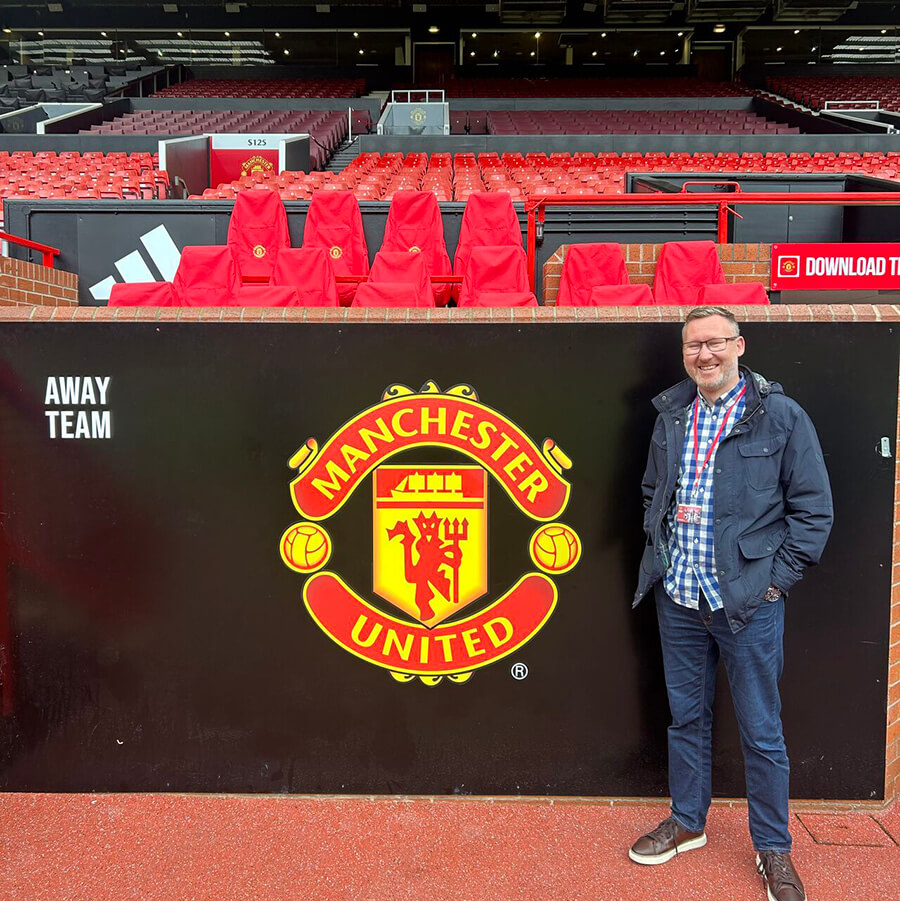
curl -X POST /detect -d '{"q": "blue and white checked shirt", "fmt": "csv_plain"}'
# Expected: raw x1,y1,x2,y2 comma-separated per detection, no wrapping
663,376,747,611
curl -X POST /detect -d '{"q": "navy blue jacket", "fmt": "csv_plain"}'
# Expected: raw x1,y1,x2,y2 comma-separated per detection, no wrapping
634,366,834,632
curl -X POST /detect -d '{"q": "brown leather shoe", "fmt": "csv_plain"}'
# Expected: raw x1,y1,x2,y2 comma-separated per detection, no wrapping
628,815,707,865
756,851,807,901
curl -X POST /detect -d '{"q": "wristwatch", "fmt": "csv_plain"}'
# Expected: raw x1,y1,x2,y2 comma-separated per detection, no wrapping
764,585,783,602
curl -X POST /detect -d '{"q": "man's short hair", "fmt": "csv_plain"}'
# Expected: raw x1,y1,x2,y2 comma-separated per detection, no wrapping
683,306,740,337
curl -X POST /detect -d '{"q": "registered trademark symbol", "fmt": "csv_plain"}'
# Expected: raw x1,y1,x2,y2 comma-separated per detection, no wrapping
511,662,529,681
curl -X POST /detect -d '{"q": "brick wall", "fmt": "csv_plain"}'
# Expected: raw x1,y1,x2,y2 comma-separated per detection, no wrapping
0,257,78,308
542,243,771,305
0,302,898,805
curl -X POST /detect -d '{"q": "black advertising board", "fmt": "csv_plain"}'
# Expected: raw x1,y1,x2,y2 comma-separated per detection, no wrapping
0,322,895,799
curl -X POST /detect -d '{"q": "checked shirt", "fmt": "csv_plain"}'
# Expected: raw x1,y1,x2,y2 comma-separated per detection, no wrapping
663,375,747,611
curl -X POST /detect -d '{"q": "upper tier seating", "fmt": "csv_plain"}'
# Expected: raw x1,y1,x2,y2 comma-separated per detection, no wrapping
196,150,900,203
766,76,900,114
152,78,366,99
485,109,795,135
81,109,348,170
405,78,746,98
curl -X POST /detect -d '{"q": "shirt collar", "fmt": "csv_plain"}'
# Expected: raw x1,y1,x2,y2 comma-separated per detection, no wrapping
696,374,746,411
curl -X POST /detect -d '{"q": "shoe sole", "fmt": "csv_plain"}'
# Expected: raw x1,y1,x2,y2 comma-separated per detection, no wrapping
628,832,707,865
755,854,807,901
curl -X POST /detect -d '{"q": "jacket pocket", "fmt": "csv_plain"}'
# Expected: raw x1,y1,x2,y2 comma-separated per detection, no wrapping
738,524,788,560
738,434,785,490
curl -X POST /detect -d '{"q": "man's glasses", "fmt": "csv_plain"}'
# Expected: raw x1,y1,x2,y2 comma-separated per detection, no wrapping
682,336,740,356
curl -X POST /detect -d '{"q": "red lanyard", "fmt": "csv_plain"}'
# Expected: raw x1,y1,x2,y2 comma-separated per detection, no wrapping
691,385,747,489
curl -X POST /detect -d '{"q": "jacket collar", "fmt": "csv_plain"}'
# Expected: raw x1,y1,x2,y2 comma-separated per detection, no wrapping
652,365,772,417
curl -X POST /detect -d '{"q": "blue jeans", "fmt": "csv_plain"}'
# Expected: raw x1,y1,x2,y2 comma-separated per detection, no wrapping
654,584,792,853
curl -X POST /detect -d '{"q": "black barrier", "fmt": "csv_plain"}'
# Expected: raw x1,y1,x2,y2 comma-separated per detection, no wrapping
0,322,895,798
3,199,719,305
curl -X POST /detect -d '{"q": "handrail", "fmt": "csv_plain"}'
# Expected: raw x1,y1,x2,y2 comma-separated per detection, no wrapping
0,231,60,268
522,191,900,293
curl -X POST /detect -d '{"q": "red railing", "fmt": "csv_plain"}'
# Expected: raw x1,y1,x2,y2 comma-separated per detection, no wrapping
0,231,61,269
522,190,900,292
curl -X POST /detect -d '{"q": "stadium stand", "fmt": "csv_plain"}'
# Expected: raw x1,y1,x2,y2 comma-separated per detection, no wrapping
409,78,747,98
483,109,796,136
195,150,900,203
0,150,168,224
766,76,900,113
152,78,366,99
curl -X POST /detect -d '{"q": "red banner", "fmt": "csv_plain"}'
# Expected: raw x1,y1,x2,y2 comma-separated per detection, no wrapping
771,242,900,291
303,572,557,675
291,393,570,522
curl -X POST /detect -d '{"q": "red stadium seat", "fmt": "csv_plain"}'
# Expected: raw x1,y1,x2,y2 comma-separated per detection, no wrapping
173,245,239,306
271,247,340,307
352,250,434,308
557,243,653,306
380,190,452,305
653,241,726,306
226,188,291,283
234,286,302,306
301,190,369,305
458,245,537,308
698,282,770,305
108,281,177,307
453,192,523,287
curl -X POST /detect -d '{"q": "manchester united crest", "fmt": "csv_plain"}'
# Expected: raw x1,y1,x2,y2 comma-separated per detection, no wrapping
280,381,581,685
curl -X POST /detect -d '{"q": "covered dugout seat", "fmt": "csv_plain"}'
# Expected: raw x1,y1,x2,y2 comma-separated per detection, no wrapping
380,190,452,306
108,281,177,307
453,192,523,299
301,190,369,306
557,243,654,306
653,240,725,306
352,250,434,308
226,188,291,284
173,246,239,306
698,282,770,305
458,245,537,308
271,247,340,307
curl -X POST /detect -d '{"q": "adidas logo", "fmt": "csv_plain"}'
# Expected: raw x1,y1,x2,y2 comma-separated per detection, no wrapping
89,224,181,301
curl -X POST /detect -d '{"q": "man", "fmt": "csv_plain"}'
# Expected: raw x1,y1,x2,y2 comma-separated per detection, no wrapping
631,306,833,901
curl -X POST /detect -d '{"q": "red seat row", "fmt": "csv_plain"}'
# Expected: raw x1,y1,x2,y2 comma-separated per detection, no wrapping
152,78,366,99
109,189,536,308
557,242,768,307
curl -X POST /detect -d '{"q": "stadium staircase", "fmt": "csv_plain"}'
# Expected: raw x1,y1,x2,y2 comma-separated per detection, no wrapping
326,136,363,173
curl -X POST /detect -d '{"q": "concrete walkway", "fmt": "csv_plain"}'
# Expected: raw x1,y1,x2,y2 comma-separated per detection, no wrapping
0,794,897,900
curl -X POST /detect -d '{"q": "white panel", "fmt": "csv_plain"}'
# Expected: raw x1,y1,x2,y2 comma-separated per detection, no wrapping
89,276,116,301
140,225,180,281
114,250,155,283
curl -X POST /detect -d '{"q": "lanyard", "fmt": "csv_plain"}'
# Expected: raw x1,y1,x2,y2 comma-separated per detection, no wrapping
691,385,747,490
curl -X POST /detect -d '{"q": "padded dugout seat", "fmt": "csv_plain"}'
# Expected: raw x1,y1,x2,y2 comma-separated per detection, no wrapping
380,190,452,306
699,282,769,305
301,190,369,305
271,247,340,307
557,243,653,306
108,281,177,307
352,250,434,308
226,188,290,283
653,241,726,306
173,246,240,306
453,191,523,300
458,245,537,308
